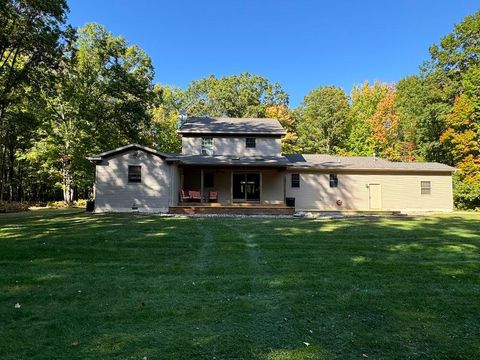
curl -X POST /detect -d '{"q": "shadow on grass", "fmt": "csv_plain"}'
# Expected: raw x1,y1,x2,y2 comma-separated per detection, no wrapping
0,212,479,359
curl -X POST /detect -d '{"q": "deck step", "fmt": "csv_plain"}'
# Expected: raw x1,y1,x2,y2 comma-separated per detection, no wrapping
169,206,295,215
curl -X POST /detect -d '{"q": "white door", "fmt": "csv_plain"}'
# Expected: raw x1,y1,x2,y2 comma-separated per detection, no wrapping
369,184,382,210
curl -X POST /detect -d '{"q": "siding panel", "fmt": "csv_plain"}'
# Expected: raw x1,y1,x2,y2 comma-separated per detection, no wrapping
95,150,172,212
286,171,453,211
182,136,281,156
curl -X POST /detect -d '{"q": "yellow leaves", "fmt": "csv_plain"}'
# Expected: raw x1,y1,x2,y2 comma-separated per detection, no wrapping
447,95,475,128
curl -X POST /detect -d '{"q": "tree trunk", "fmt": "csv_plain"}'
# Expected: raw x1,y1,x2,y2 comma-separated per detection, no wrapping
0,143,5,201
62,161,74,205
8,142,14,201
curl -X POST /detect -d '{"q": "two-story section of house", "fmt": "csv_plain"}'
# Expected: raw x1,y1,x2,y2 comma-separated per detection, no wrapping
173,116,289,206
88,116,455,213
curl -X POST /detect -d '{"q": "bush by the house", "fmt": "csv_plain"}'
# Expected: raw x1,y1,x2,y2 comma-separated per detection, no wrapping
454,181,480,210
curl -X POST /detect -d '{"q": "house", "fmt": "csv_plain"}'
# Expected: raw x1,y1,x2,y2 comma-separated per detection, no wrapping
87,116,455,214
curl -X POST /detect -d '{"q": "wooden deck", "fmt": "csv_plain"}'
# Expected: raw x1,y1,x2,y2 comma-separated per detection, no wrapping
169,202,295,215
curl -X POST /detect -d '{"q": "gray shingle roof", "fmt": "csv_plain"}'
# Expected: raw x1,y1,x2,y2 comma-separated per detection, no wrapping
166,154,290,167
285,154,456,172
178,116,286,135
87,144,171,161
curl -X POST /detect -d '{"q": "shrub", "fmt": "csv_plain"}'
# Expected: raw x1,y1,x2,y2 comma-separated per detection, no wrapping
453,180,480,210
0,201,30,213
74,199,87,208
47,200,70,209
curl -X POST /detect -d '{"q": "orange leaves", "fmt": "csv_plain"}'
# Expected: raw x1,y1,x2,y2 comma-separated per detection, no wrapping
440,94,479,164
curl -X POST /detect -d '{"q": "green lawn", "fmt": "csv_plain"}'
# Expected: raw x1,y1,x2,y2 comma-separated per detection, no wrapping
1,210,479,359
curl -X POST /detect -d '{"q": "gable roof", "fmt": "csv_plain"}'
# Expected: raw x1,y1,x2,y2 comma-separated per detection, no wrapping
178,116,286,135
285,154,456,172
87,144,171,161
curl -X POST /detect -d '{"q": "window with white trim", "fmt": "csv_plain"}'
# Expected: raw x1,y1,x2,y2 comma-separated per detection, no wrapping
201,137,214,155
421,181,431,195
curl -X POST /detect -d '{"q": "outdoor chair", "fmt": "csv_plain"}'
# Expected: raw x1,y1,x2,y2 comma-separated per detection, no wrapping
188,191,202,201
180,189,190,202
209,191,218,202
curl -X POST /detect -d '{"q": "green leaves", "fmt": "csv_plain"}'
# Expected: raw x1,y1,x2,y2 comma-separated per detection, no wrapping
295,86,350,154
183,72,289,118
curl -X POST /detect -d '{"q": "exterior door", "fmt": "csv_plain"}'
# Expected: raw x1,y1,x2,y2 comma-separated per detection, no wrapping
369,184,382,209
245,173,260,201
233,173,260,201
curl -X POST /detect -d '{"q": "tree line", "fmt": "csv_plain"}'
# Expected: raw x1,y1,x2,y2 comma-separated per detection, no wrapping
1,1,479,209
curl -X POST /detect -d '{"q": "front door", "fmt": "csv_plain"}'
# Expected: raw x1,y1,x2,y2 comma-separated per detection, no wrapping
369,184,382,209
233,173,260,201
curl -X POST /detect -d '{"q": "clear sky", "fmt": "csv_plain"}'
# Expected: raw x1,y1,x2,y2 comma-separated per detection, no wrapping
68,0,479,107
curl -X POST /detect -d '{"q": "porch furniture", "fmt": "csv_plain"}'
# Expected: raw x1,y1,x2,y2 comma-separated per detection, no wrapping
208,191,218,202
180,189,190,202
188,191,202,201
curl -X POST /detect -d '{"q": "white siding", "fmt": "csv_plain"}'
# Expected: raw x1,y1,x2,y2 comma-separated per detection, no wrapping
261,170,284,204
286,170,453,212
94,150,173,212
182,136,281,156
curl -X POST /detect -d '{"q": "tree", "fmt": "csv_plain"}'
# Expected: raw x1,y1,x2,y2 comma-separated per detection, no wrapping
421,11,480,208
183,73,289,118
347,81,388,156
25,23,154,204
149,84,183,153
0,0,69,200
265,104,299,153
295,86,350,154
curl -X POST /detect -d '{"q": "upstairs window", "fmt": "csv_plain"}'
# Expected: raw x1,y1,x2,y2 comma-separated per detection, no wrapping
128,165,142,183
291,173,300,188
329,174,338,188
201,137,214,155
421,181,431,195
246,137,256,148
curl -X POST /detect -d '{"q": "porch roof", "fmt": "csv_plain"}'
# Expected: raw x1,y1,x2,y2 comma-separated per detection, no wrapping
166,154,290,167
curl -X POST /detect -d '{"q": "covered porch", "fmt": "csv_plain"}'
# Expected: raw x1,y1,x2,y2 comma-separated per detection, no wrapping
170,165,294,214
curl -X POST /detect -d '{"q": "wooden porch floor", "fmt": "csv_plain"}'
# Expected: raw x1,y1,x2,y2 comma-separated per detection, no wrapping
169,202,295,215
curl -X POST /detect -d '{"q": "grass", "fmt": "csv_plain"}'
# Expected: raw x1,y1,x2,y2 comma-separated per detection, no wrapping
1,210,479,359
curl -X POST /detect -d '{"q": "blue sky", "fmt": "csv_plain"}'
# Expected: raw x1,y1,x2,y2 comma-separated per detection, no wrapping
68,0,479,107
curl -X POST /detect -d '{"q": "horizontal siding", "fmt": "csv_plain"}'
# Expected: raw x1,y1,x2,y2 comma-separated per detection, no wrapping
95,150,172,212
182,136,281,156
286,170,453,211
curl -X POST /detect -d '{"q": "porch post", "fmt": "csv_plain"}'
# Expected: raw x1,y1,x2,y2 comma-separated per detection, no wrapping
200,168,204,203
283,171,287,205
230,170,233,204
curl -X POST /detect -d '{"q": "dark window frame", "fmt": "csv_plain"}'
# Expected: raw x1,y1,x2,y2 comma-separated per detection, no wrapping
246,137,256,148
329,174,338,188
421,181,431,195
291,173,300,188
128,165,142,183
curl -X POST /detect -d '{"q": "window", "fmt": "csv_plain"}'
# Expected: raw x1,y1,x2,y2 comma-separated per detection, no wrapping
128,165,141,183
329,174,338,188
291,173,300,188
421,181,431,195
201,137,214,155
246,137,256,148
204,173,214,188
